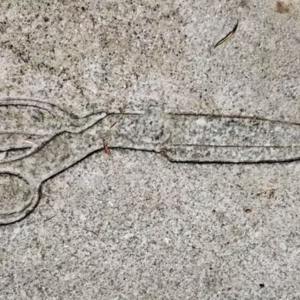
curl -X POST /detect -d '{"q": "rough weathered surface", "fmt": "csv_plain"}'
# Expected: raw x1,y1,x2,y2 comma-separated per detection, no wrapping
1,0,300,299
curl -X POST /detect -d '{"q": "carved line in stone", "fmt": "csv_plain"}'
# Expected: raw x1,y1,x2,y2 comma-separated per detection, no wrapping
1,97,300,225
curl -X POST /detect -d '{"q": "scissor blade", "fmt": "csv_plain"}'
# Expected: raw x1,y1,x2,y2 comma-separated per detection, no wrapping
161,114,300,163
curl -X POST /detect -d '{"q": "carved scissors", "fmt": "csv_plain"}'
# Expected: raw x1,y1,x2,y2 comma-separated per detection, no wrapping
1,98,300,225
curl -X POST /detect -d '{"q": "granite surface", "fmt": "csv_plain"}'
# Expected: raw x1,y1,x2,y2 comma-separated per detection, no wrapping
1,0,300,299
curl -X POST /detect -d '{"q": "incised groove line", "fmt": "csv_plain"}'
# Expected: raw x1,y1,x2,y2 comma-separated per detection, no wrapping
1,98,300,225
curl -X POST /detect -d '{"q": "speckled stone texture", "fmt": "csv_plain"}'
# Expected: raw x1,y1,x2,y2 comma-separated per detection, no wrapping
1,0,300,299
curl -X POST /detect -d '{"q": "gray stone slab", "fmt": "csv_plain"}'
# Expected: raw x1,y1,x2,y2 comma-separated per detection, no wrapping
1,0,300,299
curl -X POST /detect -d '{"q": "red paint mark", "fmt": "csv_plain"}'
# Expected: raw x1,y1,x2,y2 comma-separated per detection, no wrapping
103,141,112,156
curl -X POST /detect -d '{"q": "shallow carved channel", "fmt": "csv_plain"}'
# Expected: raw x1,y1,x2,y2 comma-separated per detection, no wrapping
1,98,300,225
